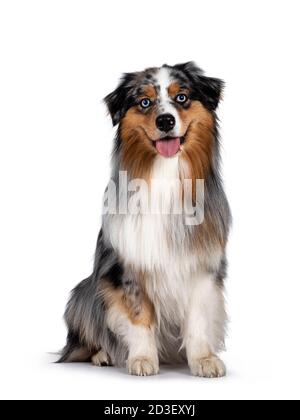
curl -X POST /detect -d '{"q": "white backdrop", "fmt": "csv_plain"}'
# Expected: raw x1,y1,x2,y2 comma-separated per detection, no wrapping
1,0,300,400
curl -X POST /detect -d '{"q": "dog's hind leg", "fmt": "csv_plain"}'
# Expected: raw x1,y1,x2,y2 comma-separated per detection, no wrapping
57,332,92,363
91,349,112,367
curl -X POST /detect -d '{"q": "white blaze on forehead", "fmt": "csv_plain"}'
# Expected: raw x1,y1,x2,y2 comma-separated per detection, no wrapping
155,67,181,136
155,67,172,109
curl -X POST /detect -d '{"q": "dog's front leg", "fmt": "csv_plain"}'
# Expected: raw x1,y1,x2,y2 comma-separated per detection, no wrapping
125,322,159,376
103,281,159,376
184,273,227,378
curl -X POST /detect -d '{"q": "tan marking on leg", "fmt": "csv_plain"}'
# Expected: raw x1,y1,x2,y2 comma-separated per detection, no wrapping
99,279,159,376
100,280,155,328
64,347,91,363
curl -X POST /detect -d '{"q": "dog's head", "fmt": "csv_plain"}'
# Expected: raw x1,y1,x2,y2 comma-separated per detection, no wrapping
105,62,223,178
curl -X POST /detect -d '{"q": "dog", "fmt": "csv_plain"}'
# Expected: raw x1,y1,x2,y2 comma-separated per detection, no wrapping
58,62,231,377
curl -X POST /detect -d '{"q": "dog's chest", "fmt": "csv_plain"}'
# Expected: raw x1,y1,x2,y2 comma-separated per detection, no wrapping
110,156,186,272
107,156,222,337
113,212,200,331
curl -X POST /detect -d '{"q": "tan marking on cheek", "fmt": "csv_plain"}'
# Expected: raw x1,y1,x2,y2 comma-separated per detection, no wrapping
178,101,214,194
120,108,157,180
177,101,225,248
178,101,213,134
100,280,155,328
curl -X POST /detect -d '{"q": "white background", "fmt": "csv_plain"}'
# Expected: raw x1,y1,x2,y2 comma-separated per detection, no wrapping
1,0,300,400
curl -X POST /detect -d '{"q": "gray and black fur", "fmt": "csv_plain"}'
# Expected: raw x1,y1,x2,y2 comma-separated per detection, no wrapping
58,62,231,372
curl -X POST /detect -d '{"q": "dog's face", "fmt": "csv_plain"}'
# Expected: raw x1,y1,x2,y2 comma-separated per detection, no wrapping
105,62,223,177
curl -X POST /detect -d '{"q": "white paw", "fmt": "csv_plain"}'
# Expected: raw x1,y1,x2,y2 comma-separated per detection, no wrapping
127,357,159,376
91,349,111,367
190,356,226,378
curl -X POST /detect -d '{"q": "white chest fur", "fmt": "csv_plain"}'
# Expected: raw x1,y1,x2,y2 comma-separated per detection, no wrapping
106,156,222,350
107,154,221,274
108,156,186,271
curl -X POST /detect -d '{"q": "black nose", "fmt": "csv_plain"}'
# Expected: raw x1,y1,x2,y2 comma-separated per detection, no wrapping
156,113,176,133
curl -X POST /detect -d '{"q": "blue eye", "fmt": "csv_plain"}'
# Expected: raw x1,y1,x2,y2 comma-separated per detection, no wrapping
140,98,152,108
176,94,188,104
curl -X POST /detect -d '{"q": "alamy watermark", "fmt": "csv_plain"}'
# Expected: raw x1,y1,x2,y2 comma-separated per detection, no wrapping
103,171,205,226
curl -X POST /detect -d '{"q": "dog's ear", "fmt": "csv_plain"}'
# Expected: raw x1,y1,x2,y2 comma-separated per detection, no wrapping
174,61,224,111
104,73,136,126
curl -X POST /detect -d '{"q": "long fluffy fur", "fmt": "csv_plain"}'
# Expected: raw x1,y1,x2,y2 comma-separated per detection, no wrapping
58,62,231,377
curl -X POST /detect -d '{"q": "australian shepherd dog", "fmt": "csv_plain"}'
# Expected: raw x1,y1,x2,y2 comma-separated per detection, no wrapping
58,62,231,378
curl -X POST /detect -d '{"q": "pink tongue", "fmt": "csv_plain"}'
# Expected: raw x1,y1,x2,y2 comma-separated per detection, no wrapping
155,137,180,157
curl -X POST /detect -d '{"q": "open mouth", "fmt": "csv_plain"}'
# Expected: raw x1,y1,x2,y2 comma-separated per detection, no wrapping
153,136,185,158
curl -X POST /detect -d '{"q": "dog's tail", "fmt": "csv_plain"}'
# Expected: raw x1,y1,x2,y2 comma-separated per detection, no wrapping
56,331,92,363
